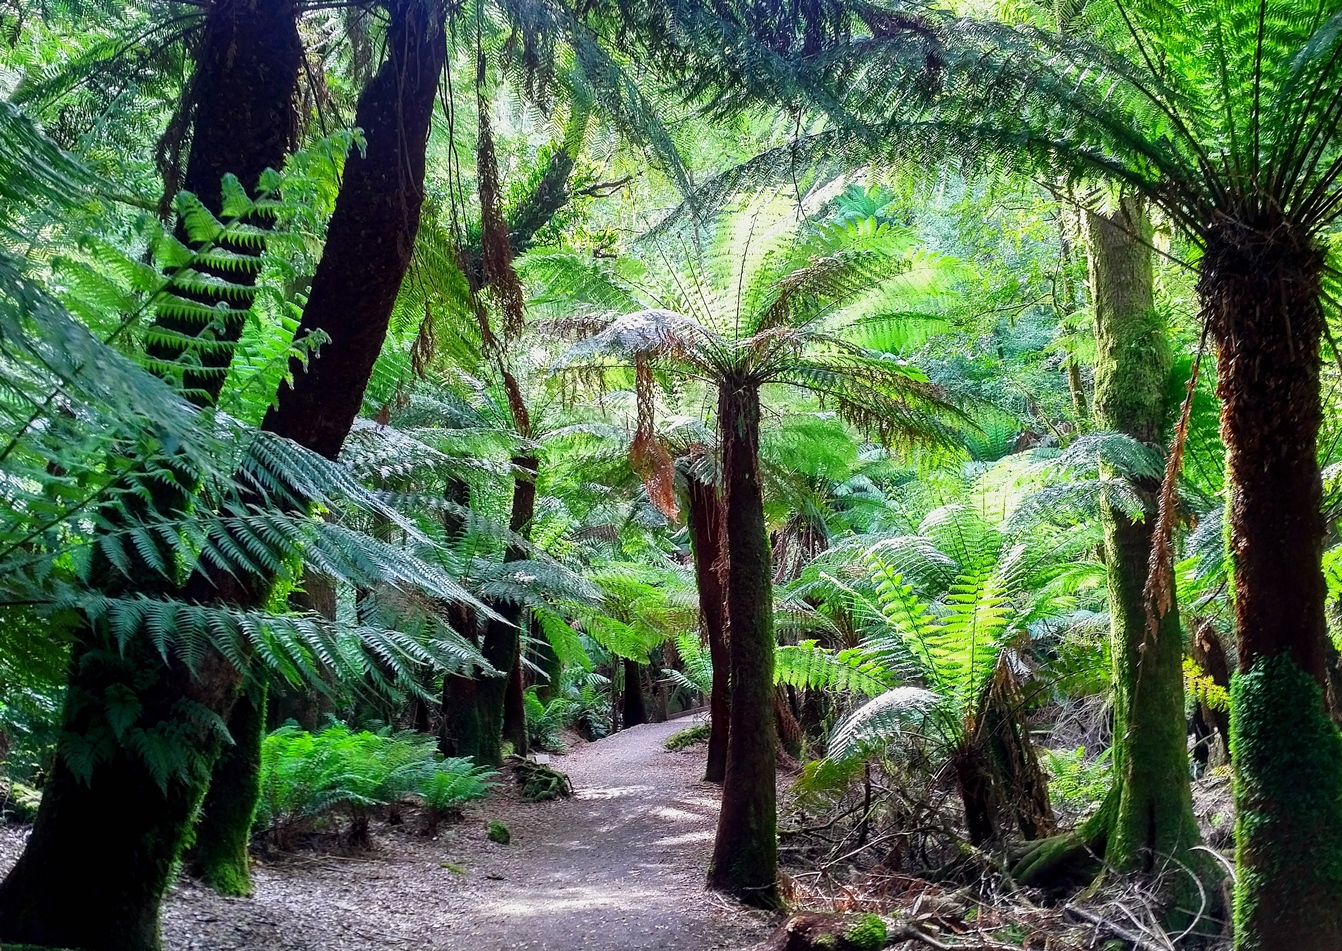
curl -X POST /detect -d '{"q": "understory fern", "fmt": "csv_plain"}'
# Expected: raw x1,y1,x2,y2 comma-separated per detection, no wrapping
256,724,495,848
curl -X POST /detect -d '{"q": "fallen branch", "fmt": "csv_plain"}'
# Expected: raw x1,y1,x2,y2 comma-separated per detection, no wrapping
1065,905,1170,951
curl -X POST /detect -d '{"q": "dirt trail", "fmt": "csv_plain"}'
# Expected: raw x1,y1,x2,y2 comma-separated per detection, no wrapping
0,718,775,951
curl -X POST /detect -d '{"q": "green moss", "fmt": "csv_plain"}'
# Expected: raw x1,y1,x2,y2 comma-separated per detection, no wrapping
0,782,42,824
843,913,887,950
487,819,511,844
189,688,265,897
1231,654,1342,951
663,723,711,751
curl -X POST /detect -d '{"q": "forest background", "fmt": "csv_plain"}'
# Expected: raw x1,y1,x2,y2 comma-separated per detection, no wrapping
0,1,1340,950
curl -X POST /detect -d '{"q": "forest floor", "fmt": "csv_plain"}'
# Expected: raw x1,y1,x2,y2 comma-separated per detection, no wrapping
0,717,777,951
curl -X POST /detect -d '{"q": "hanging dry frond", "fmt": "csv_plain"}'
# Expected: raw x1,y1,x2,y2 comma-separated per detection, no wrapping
1143,326,1208,639
475,85,527,340
628,357,679,518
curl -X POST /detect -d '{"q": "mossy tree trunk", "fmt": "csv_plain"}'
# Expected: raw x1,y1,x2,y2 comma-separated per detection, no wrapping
172,0,447,895
687,476,730,784
0,640,226,951
707,376,779,908
1202,224,1342,951
0,5,303,947
188,684,266,897
1086,197,1215,913
0,9,446,942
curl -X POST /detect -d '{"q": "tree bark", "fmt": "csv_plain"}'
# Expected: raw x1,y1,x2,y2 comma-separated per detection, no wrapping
502,655,529,756
1202,225,1342,951
707,377,779,908
146,0,302,405
188,684,266,896
260,2,442,459
0,5,303,947
444,457,538,765
687,476,730,784
623,658,648,727
180,0,448,887
1190,618,1231,769
1086,198,1214,916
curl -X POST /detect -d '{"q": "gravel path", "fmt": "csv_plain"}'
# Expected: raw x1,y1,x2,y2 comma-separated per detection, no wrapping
0,719,776,951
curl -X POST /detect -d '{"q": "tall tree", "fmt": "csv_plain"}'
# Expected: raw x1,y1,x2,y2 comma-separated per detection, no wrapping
0,2,303,945
559,214,958,906
735,5,1342,943
184,0,448,896
1014,196,1217,920
1085,197,1210,906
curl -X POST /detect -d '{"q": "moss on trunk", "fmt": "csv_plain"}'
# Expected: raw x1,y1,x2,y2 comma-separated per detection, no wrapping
189,685,266,897
0,641,219,951
1085,197,1217,920
1203,225,1342,950
1231,655,1342,950
707,378,779,908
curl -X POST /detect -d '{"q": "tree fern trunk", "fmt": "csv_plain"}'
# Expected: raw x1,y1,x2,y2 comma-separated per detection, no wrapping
0,5,303,946
0,10,445,943
623,658,648,727
0,639,223,951
1203,226,1342,951
188,684,267,897
707,377,779,908
446,457,539,765
687,476,730,784
1086,197,1217,920
178,0,447,891
259,0,442,459
145,0,302,405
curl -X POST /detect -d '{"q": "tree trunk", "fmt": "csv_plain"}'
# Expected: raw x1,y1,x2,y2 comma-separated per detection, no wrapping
445,457,538,765
188,684,266,896
707,377,779,908
1202,225,1342,951
534,611,562,705
269,572,338,731
146,0,302,405
687,476,730,784
0,5,303,946
972,653,1054,842
1190,618,1231,769
623,658,648,727
260,2,442,459
0,639,225,951
502,655,529,756
1085,198,1215,917
178,0,448,892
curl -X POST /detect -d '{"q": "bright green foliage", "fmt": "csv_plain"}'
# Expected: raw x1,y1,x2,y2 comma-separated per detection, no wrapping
523,687,575,753
255,725,495,848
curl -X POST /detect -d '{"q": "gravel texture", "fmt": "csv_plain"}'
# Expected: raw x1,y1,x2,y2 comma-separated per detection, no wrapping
0,718,777,950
